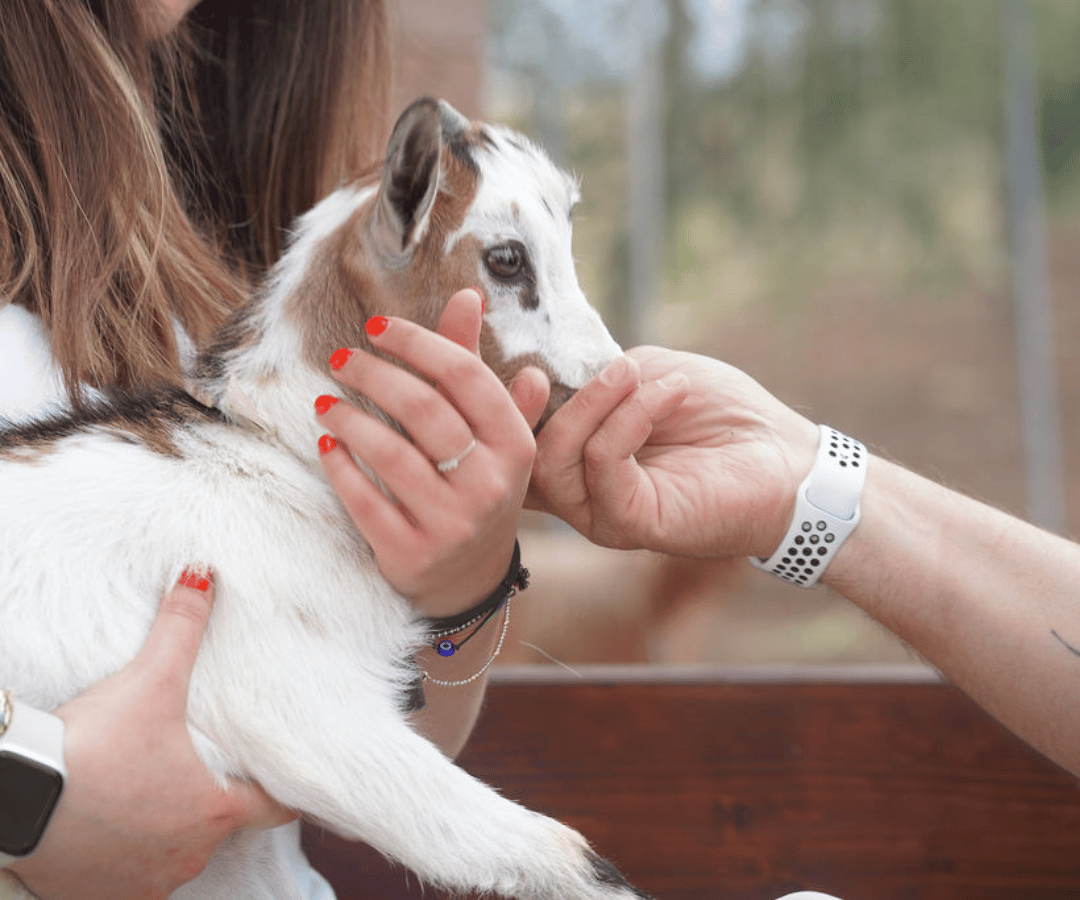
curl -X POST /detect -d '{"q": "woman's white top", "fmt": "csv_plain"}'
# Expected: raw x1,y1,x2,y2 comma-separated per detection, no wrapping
0,303,337,900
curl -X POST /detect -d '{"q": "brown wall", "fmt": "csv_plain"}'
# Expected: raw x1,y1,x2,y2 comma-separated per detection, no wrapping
389,0,486,120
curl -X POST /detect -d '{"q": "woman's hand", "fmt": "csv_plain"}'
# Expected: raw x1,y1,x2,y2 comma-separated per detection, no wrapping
10,571,293,900
317,288,549,618
528,345,819,560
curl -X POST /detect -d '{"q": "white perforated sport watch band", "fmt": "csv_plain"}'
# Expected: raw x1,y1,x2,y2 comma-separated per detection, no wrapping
751,425,867,587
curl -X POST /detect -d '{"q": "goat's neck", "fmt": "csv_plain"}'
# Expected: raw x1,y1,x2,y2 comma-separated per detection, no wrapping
196,308,341,470
195,185,377,468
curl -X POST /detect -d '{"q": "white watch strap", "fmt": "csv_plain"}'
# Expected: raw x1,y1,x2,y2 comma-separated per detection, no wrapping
751,425,866,587
0,694,67,868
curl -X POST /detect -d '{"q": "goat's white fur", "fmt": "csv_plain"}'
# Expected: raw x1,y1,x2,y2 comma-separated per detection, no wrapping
0,98,639,899
453,125,617,389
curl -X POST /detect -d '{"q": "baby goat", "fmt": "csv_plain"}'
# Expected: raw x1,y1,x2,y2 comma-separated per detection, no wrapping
0,98,645,899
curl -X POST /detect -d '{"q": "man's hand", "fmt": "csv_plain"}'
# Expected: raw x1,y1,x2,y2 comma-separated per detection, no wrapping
529,345,818,559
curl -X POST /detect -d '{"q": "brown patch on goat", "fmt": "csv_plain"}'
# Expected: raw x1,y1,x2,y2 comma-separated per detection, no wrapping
477,336,574,429
0,389,220,463
292,139,484,377
195,304,263,386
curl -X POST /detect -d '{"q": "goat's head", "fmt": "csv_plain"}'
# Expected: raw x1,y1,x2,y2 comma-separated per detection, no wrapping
289,97,622,428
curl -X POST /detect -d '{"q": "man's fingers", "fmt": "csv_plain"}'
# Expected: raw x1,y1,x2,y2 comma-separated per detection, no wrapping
526,356,639,517
576,377,689,540
534,355,641,467
583,373,690,468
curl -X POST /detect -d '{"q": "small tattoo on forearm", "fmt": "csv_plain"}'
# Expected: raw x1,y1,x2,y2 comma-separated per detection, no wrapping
1051,629,1080,659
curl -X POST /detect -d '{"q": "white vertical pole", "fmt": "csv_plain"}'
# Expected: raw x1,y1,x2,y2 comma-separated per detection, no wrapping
625,0,666,348
1001,0,1067,532
533,8,567,167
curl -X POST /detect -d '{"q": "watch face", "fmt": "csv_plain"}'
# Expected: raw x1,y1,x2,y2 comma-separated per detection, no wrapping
0,752,64,856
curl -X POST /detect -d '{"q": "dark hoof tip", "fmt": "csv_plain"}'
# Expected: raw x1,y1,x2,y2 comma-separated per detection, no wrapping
586,851,655,899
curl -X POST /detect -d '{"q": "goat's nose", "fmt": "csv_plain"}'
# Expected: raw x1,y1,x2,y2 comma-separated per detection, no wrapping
534,381,577,433
572,352,622,389
548,381,576,409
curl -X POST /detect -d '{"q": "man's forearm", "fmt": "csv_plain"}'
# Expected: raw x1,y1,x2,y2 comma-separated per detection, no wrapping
826,456,1080,776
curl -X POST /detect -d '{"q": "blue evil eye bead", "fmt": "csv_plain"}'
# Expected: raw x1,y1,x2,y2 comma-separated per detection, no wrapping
436,639,457,657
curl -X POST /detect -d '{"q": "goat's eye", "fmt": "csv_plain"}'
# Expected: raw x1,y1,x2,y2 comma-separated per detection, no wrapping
484,242,525,280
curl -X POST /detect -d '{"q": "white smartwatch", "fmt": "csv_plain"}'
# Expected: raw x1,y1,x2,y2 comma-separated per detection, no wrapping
0,692,66,866
751,425,867,587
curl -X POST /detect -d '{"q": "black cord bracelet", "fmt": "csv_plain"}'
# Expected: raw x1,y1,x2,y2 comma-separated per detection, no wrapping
424,539,529,635
430,600,507,657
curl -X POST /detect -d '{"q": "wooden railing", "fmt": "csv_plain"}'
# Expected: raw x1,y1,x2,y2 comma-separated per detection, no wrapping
302,666,1080,899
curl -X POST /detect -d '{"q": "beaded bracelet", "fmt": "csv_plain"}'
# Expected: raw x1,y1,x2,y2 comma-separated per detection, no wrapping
423,599,513,688
421,541,529,687
429,598,508,658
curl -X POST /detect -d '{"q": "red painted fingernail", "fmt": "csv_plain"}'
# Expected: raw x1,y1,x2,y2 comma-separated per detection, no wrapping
315,395,339,415
365,316,389,337
318,434,338,455
178,570,211,592
329,348,353,371
470,288,485,314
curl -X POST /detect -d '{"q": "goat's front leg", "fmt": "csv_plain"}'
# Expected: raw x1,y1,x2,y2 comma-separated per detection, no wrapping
295,713,649,900
197,640,652,900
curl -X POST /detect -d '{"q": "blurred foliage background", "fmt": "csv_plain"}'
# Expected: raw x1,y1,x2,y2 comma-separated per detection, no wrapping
487,0,1080,328
469,0,1080,667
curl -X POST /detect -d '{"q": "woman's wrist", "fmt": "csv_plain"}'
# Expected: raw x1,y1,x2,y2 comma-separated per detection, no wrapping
422,541,527,630
408,536,523,620
409,575,520,758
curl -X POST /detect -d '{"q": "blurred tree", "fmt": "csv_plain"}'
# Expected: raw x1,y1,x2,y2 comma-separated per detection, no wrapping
487,0,1080,312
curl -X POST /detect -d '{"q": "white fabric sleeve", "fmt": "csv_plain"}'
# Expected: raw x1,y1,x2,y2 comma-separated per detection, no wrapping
0,304,68,421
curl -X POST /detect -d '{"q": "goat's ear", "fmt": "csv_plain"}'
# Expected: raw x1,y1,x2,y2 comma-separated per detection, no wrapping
372,97,442,259
438,99,470,138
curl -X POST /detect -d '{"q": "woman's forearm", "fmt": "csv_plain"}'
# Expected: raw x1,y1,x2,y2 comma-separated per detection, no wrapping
826,456,1080,776
409,609,506,758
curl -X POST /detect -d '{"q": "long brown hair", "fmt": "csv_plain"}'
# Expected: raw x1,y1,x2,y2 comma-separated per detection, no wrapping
0,0,389,403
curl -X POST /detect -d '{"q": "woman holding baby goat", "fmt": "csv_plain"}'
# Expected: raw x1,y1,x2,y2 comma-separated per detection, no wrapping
0,1,546,897
3,2,1079,900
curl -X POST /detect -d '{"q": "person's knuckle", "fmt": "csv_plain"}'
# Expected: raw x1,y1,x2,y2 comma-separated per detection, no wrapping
514,441,537,473
582,434,610,467
474,476,511,515
443,355,478,389
446,516,478,549
171,851,214,890
397,386,438,423
162,585,212,626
